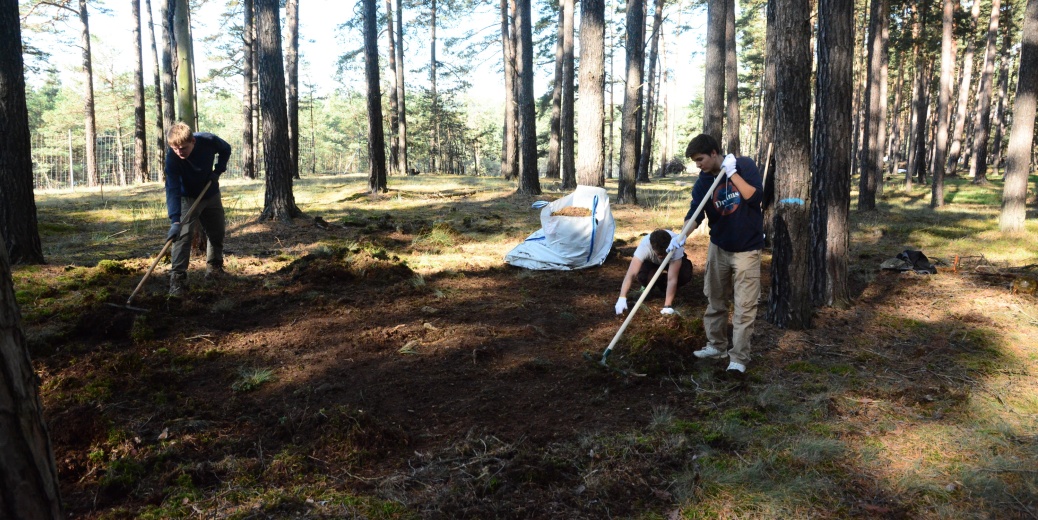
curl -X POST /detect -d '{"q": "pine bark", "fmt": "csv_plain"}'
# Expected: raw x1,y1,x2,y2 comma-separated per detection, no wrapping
857,0,888,211
577,0,605,186
969,0,1001,184
132,0,148,184
242,0,255,179
931,0,954,208
617,0,645,203
724,0,740,155
515,0,540,194
172,0,196,127
768,0,813,329
363,0,388,192
561,0,575,188
637,0,664,182
386,0,400,175
947,0,981,174
703,0,725,141
500,0,518,180
999,0,1037,232
546,5,564,180
286,0,299,179
145,0,165,162
395,0,409,175
991,23,1013,170
79,0,99,186
256,0,303,219
160,0,176,160
810,0,853,308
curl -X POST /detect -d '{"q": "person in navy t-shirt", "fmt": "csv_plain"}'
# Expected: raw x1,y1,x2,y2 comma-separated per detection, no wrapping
164,121,232,297
666,133,764,376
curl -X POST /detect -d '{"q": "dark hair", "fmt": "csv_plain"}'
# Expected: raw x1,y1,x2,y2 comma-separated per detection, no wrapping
685,133,721,158
649,229,671,254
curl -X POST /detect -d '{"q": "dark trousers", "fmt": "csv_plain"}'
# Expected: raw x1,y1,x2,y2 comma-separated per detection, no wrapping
637,257,693,293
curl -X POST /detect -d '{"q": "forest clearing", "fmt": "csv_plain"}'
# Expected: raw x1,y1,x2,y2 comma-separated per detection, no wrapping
10,172,1038,519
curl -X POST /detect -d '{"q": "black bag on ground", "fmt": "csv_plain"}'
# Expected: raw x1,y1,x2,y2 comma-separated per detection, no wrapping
886,249,937,274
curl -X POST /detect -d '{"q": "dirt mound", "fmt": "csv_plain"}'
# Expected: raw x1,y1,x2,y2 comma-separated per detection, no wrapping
346,250,415,283
279,249,415,287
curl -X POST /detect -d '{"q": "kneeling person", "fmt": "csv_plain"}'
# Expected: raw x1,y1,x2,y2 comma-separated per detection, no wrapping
615,229,694,316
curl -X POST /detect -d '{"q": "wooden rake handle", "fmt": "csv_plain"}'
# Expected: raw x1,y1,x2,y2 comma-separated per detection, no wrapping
126,181,213,305
598,172,726,364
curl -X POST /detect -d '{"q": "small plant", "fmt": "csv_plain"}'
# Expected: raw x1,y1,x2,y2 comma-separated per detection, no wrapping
129,315,155,343
232,367,275,392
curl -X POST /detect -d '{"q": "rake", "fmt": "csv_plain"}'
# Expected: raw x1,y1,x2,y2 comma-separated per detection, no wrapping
588,172,727,374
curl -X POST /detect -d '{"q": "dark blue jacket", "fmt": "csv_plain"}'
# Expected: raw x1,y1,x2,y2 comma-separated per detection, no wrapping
165,132,232,223
684,156,765,253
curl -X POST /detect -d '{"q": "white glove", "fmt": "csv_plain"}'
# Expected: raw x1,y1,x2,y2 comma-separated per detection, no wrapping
722,154,737,178
660,307,675,315
531,200,550,209
615,297,628,315
666,234,686,253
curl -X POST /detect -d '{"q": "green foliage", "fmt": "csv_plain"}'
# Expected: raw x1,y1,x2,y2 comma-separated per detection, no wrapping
232,367,275,392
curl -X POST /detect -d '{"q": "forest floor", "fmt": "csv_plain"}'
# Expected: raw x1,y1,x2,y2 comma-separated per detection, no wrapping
14,172,1038,519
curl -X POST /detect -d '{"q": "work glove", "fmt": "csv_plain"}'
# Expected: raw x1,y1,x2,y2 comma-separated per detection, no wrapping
166,222,182,242
722,154,737,178
209,171,222,185
615,297,628,315
666,234,686,253
660,307,675,315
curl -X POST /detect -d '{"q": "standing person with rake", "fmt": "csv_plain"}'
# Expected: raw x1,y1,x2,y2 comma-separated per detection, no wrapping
666,134,764,376
165,121,232,297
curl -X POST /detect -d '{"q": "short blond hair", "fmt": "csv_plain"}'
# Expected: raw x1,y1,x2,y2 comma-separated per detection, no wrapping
166,121,195,146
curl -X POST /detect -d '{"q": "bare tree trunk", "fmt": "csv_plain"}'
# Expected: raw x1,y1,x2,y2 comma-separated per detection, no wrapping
160,0,176,160
430,0,439,173
79,0,99,186
810,0,853,308
703,0,725,141
857,0,888,211
561,0,575,188
362,0,388,192
886,60,905,179
908,3,929,187
577,0,605,186
991,23,1014,170
131,0,148,184
145,0,164,167
637,0,664,182
172,0,196,127
385,0,399,176
545,4,564,180
395,0,408,175
999,0,1037,231
947,0,981,174
724,0,740,154
969,0,1001,184
257,0,302,220
758,0,777,167
767,0,813,329
617,0,644,203
286,0,299,179
242,0,255,179
515,0,540,194
500,0,517,180
931,0,954,208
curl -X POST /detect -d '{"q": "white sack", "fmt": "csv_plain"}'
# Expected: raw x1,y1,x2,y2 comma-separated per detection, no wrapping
504,186,615,270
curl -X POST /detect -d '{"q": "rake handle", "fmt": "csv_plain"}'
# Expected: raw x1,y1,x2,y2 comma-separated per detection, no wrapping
126,181,212,305
600,172,726,364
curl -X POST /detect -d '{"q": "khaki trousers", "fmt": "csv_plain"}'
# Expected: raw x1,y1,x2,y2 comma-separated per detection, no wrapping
703,243,761,366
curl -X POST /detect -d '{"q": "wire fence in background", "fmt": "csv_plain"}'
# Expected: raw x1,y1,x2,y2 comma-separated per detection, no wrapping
30,130,348,190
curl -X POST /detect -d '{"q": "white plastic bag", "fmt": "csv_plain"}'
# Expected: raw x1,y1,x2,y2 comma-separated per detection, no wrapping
504,186,615,270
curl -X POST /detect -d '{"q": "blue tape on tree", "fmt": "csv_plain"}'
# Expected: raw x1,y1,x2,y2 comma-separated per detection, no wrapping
778,198,805,206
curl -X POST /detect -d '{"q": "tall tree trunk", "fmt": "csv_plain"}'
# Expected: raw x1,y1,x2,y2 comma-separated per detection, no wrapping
145,0,164,166
724,0,740,154
909,32,931,185
0,245,61,518
637,0,664,182
703,0,725,141
999,0,1037,232
577,0,605,186
515,0,540,194
758,0,777,168
991,22,1013,170
810,0,853,308
886,60,905,179
242,0,255,179
386,0,400,175
395,0,409,175
546,4,564,180
561,0,575,188
767,0,813,329
79,0,99,187
0,0,44,265
160,0,176,160
931,0,954,208
363,0,388,192
132,0,148,184
430,0,439,173
857,0,888,211
172,0,196,127
500,0,518,180
252,27,260,171
947,0,981,174
257,0,302,220
286,0,299,179
969,0,1001,184
617,0,644,203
